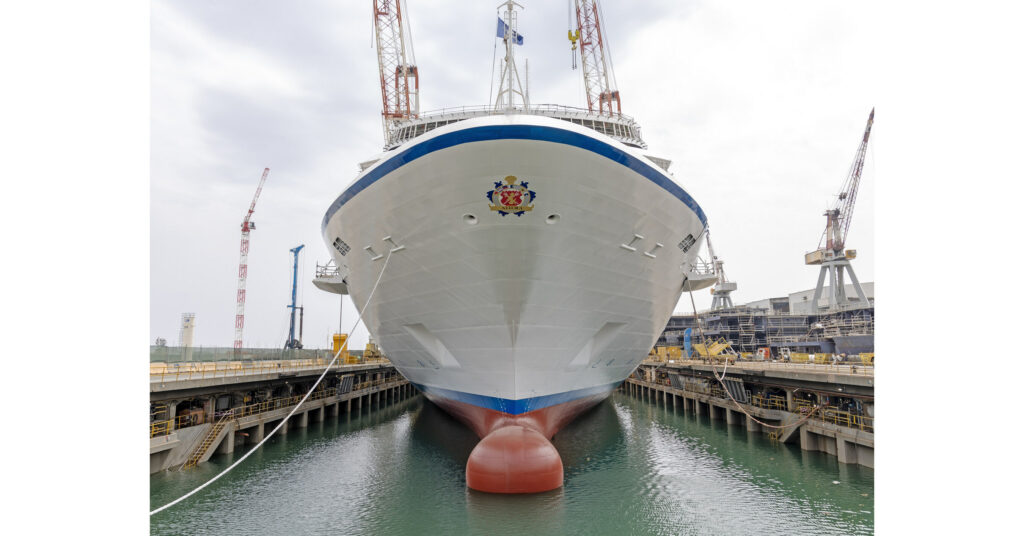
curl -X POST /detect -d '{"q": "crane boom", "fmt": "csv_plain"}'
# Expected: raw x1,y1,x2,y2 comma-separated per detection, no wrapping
233,167,270,350
573,0,620,115
373,0,419,145
833,107,874,251
820,108,874,252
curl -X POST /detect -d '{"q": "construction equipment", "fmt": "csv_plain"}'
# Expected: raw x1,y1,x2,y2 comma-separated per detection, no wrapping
567,28,579,69
649,346,682,362
364,340,384,362
333,334,358,364
805,109,874,310
572,0,621,114
285,244,305,350
705,231,737,309
373,0,419,145
691,337,738,362
234,168,270,350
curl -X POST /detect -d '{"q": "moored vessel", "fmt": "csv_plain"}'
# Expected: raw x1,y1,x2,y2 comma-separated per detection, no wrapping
319,0,715,493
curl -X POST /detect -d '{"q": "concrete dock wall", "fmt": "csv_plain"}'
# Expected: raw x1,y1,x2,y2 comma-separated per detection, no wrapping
624,377,874,468
150,380,419,473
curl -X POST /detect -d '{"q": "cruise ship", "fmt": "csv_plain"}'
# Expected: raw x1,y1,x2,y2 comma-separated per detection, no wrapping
317,0,714,493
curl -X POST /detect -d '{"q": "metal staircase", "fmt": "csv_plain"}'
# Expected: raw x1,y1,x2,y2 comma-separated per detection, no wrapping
181,413,233,470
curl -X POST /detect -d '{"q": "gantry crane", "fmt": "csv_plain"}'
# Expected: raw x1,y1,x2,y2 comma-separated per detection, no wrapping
572,0,620,115
233,168,270,351
805,108,874,310
285,244,305,350
705,232,737,310
373,0,419,145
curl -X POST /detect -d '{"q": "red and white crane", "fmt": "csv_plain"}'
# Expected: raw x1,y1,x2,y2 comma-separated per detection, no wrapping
373,0,419,145
805,109,874,310
233,167,269,350
573,0,620,115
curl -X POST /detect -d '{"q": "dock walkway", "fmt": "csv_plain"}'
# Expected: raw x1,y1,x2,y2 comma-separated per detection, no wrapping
628,359,874,467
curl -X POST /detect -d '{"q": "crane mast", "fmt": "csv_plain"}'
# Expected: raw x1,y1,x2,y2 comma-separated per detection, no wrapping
805,109,874,311
373,0,419,145
706,232,737,310
285,244,305,350
234,167,270,350
573,0,620,115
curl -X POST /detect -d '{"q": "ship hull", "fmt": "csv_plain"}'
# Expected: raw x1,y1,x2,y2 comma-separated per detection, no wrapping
322,114,707,491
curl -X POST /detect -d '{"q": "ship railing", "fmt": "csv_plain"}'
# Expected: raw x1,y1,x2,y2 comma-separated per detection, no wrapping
385,103,647,150
316,260,340,278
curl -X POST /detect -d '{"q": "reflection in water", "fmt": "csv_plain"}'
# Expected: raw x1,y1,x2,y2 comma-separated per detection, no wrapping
151,392,872,536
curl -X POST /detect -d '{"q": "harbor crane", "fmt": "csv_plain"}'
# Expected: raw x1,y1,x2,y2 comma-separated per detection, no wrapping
373,0,419,145
805,109,874,310
706,232,737,310
233,167,270,350
285,244,305,350
572,0,620,115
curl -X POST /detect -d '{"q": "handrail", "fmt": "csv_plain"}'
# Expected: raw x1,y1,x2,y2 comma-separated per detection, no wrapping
631,377,872,433
643,358,874,375
384,103,647,150
150,420,172,438
153,378,409,436
150,358,392,383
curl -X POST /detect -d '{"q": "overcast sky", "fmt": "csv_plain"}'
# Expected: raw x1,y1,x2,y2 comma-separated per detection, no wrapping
151,0,878,349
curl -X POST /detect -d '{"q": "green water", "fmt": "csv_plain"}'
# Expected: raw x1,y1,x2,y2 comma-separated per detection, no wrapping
150,393,873,535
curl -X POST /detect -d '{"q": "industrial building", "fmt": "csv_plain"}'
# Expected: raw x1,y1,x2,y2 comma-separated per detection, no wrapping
658,282,875,357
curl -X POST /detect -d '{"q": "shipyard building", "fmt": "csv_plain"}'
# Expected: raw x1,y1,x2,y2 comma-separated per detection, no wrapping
658,283,875,356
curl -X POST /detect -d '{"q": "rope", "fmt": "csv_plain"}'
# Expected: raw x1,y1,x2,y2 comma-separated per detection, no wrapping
151,249,396,516
684,285,819,431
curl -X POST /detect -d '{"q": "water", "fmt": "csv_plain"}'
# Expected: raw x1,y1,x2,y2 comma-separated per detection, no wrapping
151,393,873,535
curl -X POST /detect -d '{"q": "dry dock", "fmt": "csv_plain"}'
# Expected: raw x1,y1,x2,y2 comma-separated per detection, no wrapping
625,359,874,467
149,358,418,473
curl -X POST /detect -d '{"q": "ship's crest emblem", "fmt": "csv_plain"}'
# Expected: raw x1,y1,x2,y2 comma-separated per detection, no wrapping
486,175,536,217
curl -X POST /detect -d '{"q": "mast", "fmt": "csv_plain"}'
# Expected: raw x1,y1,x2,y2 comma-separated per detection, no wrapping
493,1,527,111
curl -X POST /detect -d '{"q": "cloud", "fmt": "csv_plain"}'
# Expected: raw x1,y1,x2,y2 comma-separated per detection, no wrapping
151,0,877,347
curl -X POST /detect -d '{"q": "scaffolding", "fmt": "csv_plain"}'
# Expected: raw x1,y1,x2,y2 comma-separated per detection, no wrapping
663,303,874,358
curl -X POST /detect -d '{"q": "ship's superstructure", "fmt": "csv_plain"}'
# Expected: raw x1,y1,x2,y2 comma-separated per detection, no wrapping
319,0,713,493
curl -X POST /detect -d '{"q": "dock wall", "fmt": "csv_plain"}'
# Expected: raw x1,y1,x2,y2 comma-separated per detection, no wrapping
623,376,874,468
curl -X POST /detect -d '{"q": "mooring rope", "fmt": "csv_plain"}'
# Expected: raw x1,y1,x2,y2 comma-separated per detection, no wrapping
151,248,396,515
685,285,819,431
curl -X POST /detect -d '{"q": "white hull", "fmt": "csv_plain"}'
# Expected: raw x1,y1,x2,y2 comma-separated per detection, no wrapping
322,114,706,413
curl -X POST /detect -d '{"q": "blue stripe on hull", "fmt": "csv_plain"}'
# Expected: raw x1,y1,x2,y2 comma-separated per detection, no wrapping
321,124,708,232
410,381,623,416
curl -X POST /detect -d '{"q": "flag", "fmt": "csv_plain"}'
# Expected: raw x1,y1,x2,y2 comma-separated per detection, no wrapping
496,17,524,45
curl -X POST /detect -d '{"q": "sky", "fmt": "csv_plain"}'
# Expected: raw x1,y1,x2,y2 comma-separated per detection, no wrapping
151,0,878,349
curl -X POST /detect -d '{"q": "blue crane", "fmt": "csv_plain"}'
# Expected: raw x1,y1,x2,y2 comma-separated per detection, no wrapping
285,244,305,349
